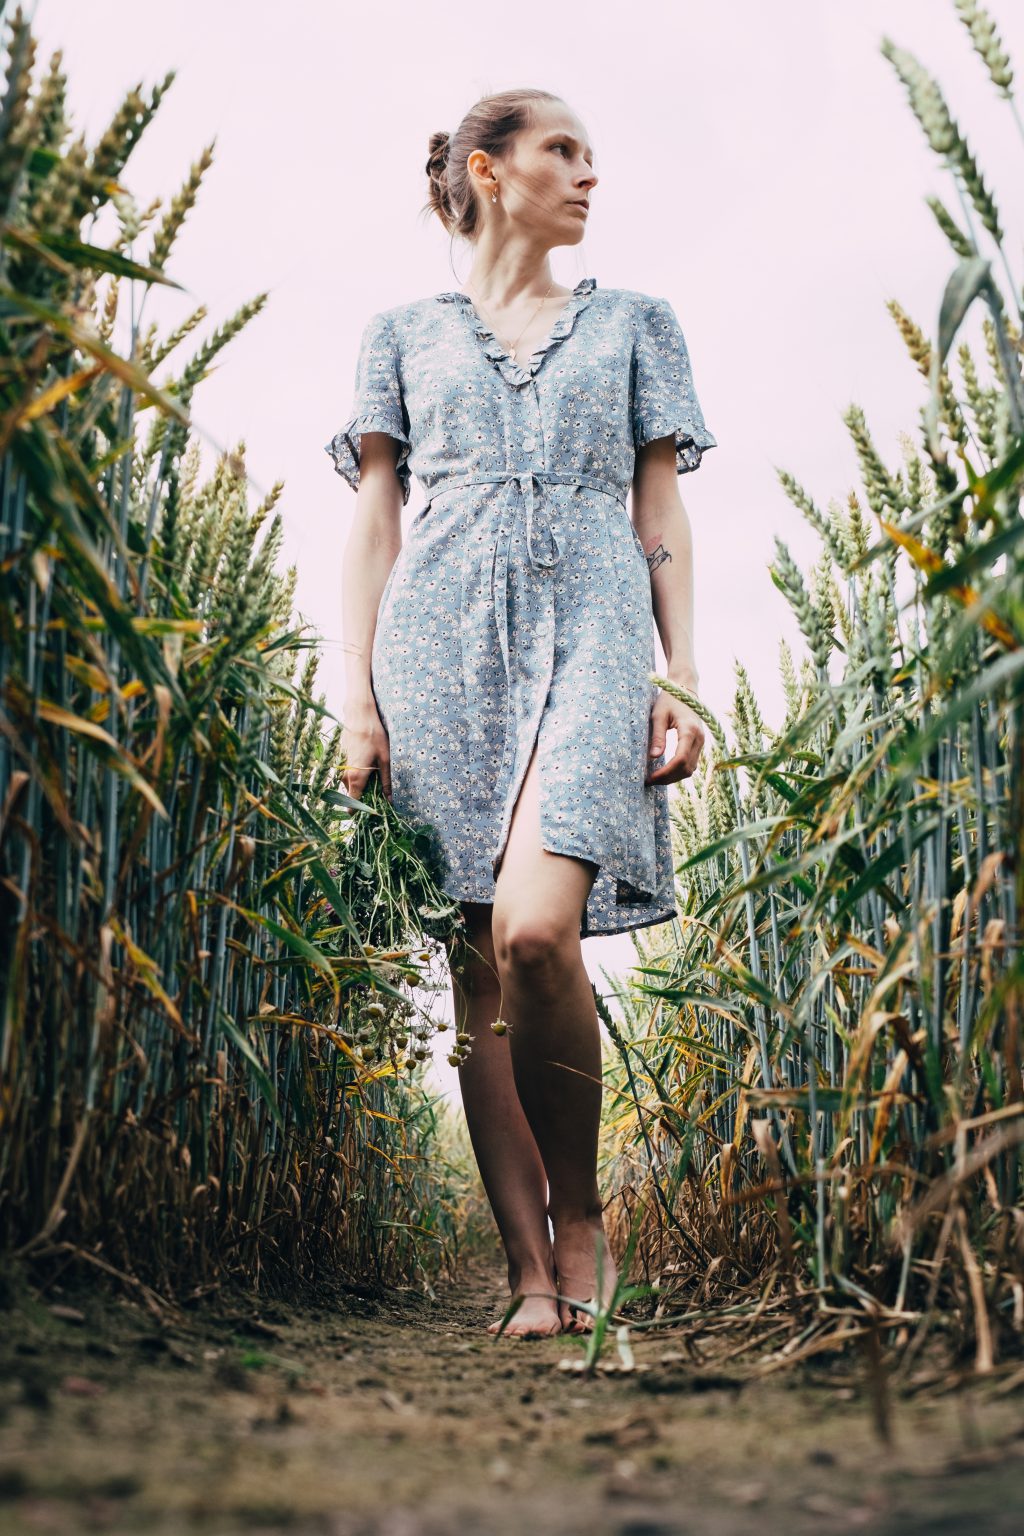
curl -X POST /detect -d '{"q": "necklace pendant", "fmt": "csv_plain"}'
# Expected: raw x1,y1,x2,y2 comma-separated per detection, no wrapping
508,346,516,360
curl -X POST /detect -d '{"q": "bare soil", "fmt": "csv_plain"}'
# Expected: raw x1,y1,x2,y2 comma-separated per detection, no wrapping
1,1247,1023,1536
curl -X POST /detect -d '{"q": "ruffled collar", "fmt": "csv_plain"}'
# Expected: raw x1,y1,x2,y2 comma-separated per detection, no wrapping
436,276,597,388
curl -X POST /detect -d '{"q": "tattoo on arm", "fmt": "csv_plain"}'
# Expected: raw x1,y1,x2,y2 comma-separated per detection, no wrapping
645,542,673,575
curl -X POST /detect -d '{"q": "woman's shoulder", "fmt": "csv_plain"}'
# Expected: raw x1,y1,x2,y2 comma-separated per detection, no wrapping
381,293,456,323
595,285,674,318
358,295,441,339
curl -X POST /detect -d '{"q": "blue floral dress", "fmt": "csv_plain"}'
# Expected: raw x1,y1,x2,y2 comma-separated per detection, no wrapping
325,277,716,937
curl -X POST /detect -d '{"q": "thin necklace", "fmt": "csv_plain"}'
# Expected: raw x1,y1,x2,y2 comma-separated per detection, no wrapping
464,277,555,361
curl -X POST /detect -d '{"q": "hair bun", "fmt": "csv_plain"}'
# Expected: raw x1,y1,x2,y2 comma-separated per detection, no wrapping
427,129,451,167
425,130,454,231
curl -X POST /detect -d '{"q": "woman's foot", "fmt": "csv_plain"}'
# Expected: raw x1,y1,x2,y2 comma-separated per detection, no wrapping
486,1261,562,1338
551,1210,619,1334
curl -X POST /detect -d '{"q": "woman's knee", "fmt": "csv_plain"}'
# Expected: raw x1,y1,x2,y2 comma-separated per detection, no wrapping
492,909,576,976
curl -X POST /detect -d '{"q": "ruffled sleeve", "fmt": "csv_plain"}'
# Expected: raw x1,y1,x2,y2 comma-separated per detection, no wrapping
324,309,412,504
630,295,717,474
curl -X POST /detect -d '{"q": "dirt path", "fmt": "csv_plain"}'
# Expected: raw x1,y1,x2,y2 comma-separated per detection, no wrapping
1,1248,1023,1536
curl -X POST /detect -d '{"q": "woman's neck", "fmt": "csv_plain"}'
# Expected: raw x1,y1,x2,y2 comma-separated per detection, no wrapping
463,237,566,305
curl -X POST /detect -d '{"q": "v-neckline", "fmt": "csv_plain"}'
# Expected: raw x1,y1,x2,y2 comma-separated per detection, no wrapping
436,277,597,388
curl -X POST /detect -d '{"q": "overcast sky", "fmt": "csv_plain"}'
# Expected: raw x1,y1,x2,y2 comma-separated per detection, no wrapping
30,0,1022,1099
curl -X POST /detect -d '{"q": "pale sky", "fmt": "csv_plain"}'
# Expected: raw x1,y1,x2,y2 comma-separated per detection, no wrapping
32,1,1022,1099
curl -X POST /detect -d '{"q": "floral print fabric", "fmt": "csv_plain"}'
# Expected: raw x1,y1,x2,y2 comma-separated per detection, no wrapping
325,277,716,937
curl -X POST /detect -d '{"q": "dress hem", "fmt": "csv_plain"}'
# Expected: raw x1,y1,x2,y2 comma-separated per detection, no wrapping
435,879,679,940
438,828,678,939
583,906,679,939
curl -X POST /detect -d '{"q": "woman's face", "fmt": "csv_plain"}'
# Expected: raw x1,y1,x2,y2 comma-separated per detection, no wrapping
481,100,598,245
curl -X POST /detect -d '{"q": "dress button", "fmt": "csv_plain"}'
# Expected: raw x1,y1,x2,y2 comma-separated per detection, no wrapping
521,436,536,451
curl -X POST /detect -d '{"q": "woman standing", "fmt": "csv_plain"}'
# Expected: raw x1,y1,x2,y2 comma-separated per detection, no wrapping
326,88,716,1337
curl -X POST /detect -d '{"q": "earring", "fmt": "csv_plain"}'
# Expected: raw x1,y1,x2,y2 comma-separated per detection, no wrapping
491,187,497,203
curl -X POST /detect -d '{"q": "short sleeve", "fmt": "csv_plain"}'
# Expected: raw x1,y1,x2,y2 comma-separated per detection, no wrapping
630,295,717,474
324,310,412,504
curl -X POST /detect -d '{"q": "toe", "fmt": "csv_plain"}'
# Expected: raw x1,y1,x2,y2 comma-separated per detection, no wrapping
488,1301,563,1338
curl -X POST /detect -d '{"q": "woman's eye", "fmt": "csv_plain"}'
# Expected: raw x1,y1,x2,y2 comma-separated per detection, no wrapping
551,143,568,155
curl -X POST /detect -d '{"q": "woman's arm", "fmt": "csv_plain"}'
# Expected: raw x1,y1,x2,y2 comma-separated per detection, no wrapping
631,435,699,689
341,431,404,800
630,433,705,786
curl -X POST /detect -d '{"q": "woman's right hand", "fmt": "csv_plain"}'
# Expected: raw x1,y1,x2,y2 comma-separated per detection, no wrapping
342,695,392,802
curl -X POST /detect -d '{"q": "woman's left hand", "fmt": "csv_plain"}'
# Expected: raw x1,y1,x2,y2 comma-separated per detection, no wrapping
644,691,705,786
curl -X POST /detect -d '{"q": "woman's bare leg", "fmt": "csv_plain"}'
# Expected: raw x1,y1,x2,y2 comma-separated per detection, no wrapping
448,901,561,1336
491,746,618,1333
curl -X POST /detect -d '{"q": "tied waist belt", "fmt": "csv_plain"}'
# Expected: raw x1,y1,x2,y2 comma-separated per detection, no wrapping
425,470,627,571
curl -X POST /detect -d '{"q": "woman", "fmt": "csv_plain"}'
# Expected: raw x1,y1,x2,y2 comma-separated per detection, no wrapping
326,88,716,1338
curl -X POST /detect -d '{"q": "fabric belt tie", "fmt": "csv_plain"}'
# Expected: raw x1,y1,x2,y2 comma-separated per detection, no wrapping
426,469,627,572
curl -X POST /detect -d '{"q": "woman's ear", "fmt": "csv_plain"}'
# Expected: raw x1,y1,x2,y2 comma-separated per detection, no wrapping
465,148,492,189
